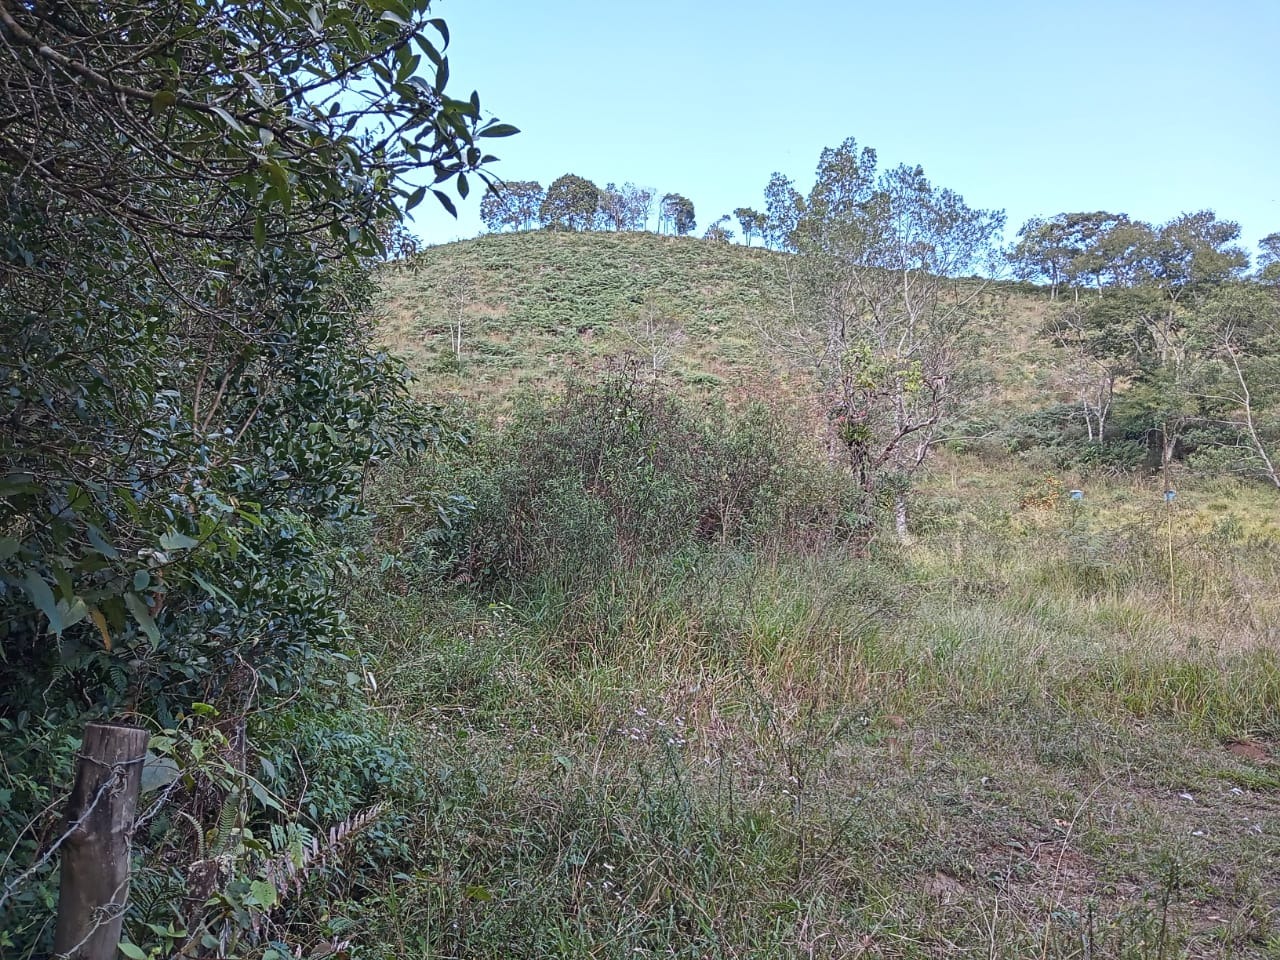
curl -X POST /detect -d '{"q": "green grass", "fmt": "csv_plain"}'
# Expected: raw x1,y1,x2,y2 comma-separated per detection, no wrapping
376,231,791,403
345,463,1280,958
374,231,1060,413
352,231,1280,957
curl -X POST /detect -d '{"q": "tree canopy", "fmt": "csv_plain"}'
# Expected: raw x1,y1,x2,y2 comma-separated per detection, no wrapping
0,1,512,951
541,174,603,230
760,137,1005,537
480,180,546,231
661,193,697,236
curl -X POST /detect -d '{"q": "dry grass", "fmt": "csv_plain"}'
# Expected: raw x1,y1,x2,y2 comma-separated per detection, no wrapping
349,458,1280,958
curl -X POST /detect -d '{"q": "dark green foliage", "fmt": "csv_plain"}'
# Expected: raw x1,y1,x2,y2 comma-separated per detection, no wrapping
660,193,697,236
762,173,804,250
0,0,509,954
540,174,603,231
373,371,867,593
733,207,765,246
1009,212,1132,295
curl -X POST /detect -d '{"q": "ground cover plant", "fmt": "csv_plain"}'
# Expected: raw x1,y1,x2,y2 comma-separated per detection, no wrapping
338,372,1280,958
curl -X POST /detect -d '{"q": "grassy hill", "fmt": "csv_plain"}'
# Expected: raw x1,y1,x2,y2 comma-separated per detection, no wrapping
377,230,794,400
376,230,1061,409
361,230,1280,958
376,229,1279,540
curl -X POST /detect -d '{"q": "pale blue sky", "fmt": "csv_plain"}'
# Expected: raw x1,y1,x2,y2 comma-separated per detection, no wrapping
411,0,1279,258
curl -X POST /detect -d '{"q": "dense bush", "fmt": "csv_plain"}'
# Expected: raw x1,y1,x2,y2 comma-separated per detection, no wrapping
372,369,870,594
0,0,510,955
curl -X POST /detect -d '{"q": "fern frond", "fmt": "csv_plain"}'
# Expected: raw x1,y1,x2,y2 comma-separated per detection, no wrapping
262,802,386,900
175,809,207,860
209,789,243,854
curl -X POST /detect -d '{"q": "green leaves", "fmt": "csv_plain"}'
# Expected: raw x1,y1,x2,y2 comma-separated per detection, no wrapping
149,90,176,116
0,3,500,948
208,105,246,137
432,189,458,217
21,572,59,633
247,879,278,909
124,592,161,647
159,530,199,551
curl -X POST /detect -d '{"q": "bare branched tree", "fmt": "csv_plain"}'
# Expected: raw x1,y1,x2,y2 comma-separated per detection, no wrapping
758,139,1005,540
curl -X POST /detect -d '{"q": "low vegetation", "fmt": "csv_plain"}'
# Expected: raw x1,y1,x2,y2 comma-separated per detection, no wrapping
338,377,1280,958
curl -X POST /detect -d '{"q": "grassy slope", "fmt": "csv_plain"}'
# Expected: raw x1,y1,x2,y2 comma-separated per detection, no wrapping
366,232,1280,958
377,230,1065,410
377,231,802,405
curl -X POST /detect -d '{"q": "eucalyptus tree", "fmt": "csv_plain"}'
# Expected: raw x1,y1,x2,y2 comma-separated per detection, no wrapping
660,193,697,235
1008,212,1133,298
703,215,734,242
760,138,1004,540
480,180,545,231
762,173,804,250
734,207,765,246
597,182,654,231
1186,283,1280,487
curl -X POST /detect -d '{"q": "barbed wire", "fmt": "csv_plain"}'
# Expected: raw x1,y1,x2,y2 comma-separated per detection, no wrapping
0,754,140,913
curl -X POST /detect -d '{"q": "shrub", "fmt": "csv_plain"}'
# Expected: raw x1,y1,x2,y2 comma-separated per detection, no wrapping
372,368,868,593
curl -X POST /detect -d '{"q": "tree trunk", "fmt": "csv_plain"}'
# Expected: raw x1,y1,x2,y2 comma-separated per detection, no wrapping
893,492,910,543
1226,344,1280,489
1161,426,1178,473
54,723,149,960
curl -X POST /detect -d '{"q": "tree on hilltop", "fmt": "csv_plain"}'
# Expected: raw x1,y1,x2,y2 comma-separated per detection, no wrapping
1009,212,1130,298
734,207,765,246
704,215,734,242
541,173,601,230
660,193,696,236
598,182,655,231
481,180,545,232
762,173,804,250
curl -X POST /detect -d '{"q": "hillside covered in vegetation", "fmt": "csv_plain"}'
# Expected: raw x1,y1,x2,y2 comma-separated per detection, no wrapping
3,4,1277,957
352,227,1280,957
377,230,1054,414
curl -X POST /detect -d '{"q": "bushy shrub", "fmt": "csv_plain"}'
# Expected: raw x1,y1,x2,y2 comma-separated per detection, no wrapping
1052,439,1148,476
372,368,869,593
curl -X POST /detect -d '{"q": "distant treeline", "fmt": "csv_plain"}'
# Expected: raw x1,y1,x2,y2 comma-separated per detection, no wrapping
480,175,765,245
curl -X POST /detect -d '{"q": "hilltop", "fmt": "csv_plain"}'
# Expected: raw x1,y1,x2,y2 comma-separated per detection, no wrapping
375,230,1062,413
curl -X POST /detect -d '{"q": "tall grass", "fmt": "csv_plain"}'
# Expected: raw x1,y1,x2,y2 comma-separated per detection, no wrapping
338,378,1280,958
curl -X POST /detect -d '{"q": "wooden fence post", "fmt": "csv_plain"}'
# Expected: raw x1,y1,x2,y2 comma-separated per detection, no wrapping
53,722,149,960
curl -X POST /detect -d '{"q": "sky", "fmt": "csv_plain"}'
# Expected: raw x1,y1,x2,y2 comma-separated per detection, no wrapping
410,0,1280,258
